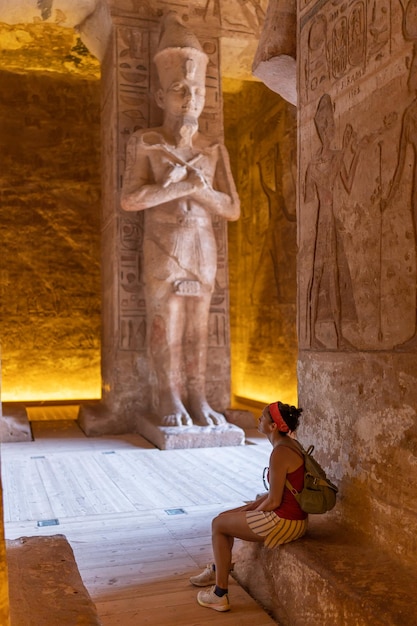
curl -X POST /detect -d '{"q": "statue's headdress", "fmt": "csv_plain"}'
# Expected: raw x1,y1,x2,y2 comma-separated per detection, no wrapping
154,12,208,89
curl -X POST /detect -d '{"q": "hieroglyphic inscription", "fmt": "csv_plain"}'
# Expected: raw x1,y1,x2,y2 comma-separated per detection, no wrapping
193,0,267,35
305,13,330,94
201,37,229,348
119,216,146,350
301,0,391,102
116,25,151,188
116,24,151,351
111,0,267,35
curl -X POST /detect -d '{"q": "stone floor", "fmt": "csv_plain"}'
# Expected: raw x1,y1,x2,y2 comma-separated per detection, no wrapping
1,417,277,625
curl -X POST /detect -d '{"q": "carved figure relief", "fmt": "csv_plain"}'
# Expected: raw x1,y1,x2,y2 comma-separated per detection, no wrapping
298,0,417,351
304,94,371,350
383,0,417,349
120,13,240,426
255,142,297,305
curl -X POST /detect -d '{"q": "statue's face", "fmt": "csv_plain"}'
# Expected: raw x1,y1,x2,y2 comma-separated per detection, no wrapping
159,78,206,120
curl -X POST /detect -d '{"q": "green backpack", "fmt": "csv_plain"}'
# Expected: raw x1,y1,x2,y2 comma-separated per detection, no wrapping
284,441,338,514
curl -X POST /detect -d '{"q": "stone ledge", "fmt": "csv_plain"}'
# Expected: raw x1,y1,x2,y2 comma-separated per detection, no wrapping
7,535,102,626
233,516,417,626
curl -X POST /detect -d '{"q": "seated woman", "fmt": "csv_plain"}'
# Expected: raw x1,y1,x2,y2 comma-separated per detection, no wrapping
190,400,308,612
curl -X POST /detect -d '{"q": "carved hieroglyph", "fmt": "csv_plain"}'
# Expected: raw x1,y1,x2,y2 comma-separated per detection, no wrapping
298,0,417,352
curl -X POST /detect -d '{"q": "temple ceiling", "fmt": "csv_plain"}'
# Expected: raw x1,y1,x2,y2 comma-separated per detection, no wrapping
0,0,268,90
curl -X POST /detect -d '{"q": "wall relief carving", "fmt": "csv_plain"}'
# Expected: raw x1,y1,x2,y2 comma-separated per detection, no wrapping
256,141,297,305
111,0,267,34
299,0,417,352
302,0,391,104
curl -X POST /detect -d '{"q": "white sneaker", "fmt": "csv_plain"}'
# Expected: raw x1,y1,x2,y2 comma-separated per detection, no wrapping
189,564,216,587
197,586,230,612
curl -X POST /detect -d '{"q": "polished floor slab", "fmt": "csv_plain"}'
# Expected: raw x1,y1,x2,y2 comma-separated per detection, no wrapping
1,418,277,625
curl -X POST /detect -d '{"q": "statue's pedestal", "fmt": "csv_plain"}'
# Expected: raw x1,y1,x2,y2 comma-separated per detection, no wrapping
78,401,135,436
139,416,245,450
0,404,32,443
78,402,247,449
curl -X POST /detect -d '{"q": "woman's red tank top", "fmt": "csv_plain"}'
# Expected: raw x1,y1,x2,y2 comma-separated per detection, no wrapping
274,464,307,520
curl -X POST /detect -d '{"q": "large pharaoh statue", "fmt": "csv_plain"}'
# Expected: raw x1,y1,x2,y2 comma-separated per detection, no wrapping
121,13,240,427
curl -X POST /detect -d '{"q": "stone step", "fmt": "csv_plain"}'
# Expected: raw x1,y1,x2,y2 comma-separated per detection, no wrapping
0,404,32,443
7,534,102,625
233,516,417,626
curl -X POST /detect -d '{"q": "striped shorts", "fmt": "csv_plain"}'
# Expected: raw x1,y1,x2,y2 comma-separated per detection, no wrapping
246,511,308,549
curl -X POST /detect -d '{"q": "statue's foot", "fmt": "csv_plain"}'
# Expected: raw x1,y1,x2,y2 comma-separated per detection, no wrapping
190,399,227,426
158,397,192,427
160,411,193,427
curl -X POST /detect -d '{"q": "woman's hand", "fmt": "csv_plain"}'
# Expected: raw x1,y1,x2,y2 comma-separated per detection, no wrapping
217,494,269,516
243,494,269,511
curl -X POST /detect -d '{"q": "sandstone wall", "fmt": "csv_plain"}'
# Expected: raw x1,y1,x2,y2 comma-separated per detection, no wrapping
0,25,101,402
225,81,298,407
297,0,417,561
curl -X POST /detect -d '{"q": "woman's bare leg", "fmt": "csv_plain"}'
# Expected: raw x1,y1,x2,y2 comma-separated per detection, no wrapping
211,511,264,589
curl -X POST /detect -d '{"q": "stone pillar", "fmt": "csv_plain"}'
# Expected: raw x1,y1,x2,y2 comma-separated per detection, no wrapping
252,0,296,105
296,0,417,561
79,2,244,448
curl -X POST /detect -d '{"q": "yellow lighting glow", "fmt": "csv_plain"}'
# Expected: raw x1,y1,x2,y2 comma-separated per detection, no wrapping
1,369,101,403
233,384,298,409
